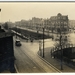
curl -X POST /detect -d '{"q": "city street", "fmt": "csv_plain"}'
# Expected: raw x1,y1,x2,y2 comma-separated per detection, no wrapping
1,3,75,73
14,37,59,73
14,46,45,73
13,31,75,73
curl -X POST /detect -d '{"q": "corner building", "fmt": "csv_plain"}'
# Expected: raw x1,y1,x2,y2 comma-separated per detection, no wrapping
50,13,69,34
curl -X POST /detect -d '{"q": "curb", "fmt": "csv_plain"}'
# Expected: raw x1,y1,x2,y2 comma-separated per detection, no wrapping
37,52,61,73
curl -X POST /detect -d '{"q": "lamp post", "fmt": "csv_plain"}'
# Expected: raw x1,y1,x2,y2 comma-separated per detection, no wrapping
42,19,45,58
42,27,45,58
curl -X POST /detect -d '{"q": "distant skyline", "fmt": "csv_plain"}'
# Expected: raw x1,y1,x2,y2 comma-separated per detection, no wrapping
0,2,75,23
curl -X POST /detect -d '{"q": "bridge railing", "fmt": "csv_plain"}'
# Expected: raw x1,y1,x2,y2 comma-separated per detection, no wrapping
51,43,75,55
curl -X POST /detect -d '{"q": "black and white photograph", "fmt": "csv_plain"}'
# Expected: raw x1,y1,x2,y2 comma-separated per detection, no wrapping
0,2,75,73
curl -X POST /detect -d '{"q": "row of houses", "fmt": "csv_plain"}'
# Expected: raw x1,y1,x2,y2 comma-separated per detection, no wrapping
4,13,75,34
15,13,69,34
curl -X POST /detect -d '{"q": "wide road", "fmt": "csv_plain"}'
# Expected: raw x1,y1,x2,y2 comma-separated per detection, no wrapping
14,38,59,73
14,46,45,73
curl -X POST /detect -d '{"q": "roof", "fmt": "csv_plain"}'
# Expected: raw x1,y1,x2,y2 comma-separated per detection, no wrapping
50,14,68,21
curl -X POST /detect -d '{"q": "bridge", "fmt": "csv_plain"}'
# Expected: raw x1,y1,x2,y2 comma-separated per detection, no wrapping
51,43,75,67
11,27,52,40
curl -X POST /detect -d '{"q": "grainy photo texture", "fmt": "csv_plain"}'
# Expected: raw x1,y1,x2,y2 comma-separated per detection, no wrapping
0,2,75,73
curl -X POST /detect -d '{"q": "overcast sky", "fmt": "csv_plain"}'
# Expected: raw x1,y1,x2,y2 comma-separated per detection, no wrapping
0,2,75,22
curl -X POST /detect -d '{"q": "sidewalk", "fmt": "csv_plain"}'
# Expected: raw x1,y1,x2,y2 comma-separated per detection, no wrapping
38,47,75,72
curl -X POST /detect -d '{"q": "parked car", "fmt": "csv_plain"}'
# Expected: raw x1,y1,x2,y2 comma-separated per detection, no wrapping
15,40,22,46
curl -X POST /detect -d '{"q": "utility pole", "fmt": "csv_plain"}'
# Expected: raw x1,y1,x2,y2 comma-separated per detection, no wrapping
42,27,44,58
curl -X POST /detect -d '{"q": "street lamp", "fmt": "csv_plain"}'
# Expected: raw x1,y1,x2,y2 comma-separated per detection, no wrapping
42,27,45,58
42,19,45,58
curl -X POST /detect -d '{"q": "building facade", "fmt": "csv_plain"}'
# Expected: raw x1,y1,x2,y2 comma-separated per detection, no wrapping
50,13,69,34
14,13,69,36
44,18,51,32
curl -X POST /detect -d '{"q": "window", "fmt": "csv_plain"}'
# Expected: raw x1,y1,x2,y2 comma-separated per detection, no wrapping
58,17,60,19
64,22,67,24
56,21,58,24
58,21,60,24
61,21,63,24
63,17,66,20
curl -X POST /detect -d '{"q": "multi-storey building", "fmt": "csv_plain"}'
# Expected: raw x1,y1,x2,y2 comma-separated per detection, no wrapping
44,18,51,31
31,17,43,30
69,20,75,32
50,13,69,34
69,20,75,29
14,13,69,36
